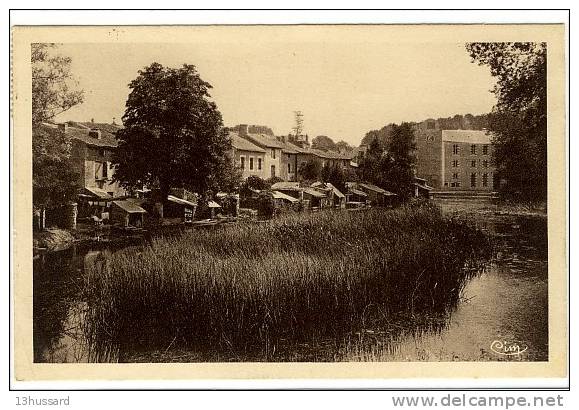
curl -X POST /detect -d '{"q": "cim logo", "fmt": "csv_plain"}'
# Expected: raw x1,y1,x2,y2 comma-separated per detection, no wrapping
490,340,529,356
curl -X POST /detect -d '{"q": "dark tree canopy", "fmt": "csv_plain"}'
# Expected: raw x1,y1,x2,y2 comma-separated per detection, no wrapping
467,42,547,201
114,63,239,201
32,44,83,209
358,123,416,200
320,163,346,193
298,158,322,182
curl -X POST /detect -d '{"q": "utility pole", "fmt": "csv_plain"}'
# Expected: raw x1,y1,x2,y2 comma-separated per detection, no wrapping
293,111,304,136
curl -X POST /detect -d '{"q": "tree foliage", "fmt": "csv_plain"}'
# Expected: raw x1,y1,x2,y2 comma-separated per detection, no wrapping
335,140,354,153
298,158,322,181
32,44,83,209
113,63,240,201
311,135,337,152
32,44,84,125
358,123,416,200
466,42,547,201
321,163,346,192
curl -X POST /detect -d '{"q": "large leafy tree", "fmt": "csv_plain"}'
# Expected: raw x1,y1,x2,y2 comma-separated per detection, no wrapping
466,42,547,201
358,123,416,200
114,63,239,206
32,44,83,214
386,123,416,199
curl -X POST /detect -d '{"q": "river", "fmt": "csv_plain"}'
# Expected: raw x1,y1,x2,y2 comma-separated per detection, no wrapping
33,200,548,362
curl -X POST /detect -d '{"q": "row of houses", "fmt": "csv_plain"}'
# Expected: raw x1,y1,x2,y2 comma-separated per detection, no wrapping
230,124,354,181
40,120,360,227
39,118,444,230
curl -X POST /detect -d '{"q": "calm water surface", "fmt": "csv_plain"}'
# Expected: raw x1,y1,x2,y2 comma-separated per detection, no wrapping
33,201,548,362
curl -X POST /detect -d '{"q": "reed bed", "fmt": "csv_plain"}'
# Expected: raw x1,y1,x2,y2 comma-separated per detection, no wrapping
82,203,491,361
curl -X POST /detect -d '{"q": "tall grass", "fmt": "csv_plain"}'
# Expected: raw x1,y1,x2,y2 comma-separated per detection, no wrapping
82,203,491,361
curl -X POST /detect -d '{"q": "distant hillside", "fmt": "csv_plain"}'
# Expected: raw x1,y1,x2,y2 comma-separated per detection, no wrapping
361,113,490,147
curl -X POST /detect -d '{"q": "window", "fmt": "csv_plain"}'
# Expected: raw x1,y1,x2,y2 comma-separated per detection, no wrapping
482,160,488,168
452,160,459,168
453,144,460,155
482,145,489,155
271,149,276,159
288,163,291,173
271,165,276,178
94,162,107,180
471,144,477,155
456,181,461,187
99,149,105,157
249,157,254,170
492,173,499,189
240,156,245,170
470,173,477,188
482,173,488,187
444,182,449,187
257,158,262,170
471,160,477,168
452,173,459,179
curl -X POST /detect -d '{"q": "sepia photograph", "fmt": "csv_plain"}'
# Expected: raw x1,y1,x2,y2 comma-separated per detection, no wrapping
10,22,567,382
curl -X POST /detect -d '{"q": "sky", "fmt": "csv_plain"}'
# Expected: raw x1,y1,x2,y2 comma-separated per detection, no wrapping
54,37,497,147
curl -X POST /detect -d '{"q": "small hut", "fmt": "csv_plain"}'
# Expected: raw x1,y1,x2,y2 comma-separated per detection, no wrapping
110,200,147,228
207,200,222,219
165,195,197,223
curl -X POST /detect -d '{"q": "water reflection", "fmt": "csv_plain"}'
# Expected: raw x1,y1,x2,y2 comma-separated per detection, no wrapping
33,210,548,363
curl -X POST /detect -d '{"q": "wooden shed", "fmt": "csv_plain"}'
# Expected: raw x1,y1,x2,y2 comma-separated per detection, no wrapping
110,200,147,228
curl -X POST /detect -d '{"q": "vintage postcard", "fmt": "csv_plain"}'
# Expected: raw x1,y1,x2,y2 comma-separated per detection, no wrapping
11,23,567,382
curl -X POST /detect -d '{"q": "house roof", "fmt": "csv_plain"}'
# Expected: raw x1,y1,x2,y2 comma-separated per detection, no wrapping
271,181,301,190
230,132,266,153
303,188,327,198
311,182,346,199
208,200,222,208
442,130,492,144
278,141,299,154
359,183,397,196
113,200,147,213
66,125,119,148
309,148,354,161
272,190,300,203
243,133,286,149
413,182,434,191
348,188,368,197
326,182,345,198
83,186,112,199
167,195,197,207
284,141,311,154
76,121,122,134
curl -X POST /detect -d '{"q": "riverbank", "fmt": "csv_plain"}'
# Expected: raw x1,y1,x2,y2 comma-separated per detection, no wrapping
434,198,547,218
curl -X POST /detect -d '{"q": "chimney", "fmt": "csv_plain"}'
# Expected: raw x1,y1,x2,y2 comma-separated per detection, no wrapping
112,117,117,125
88,129,102,140
58,123,68,134
91,118,95,123
239,124,248,137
